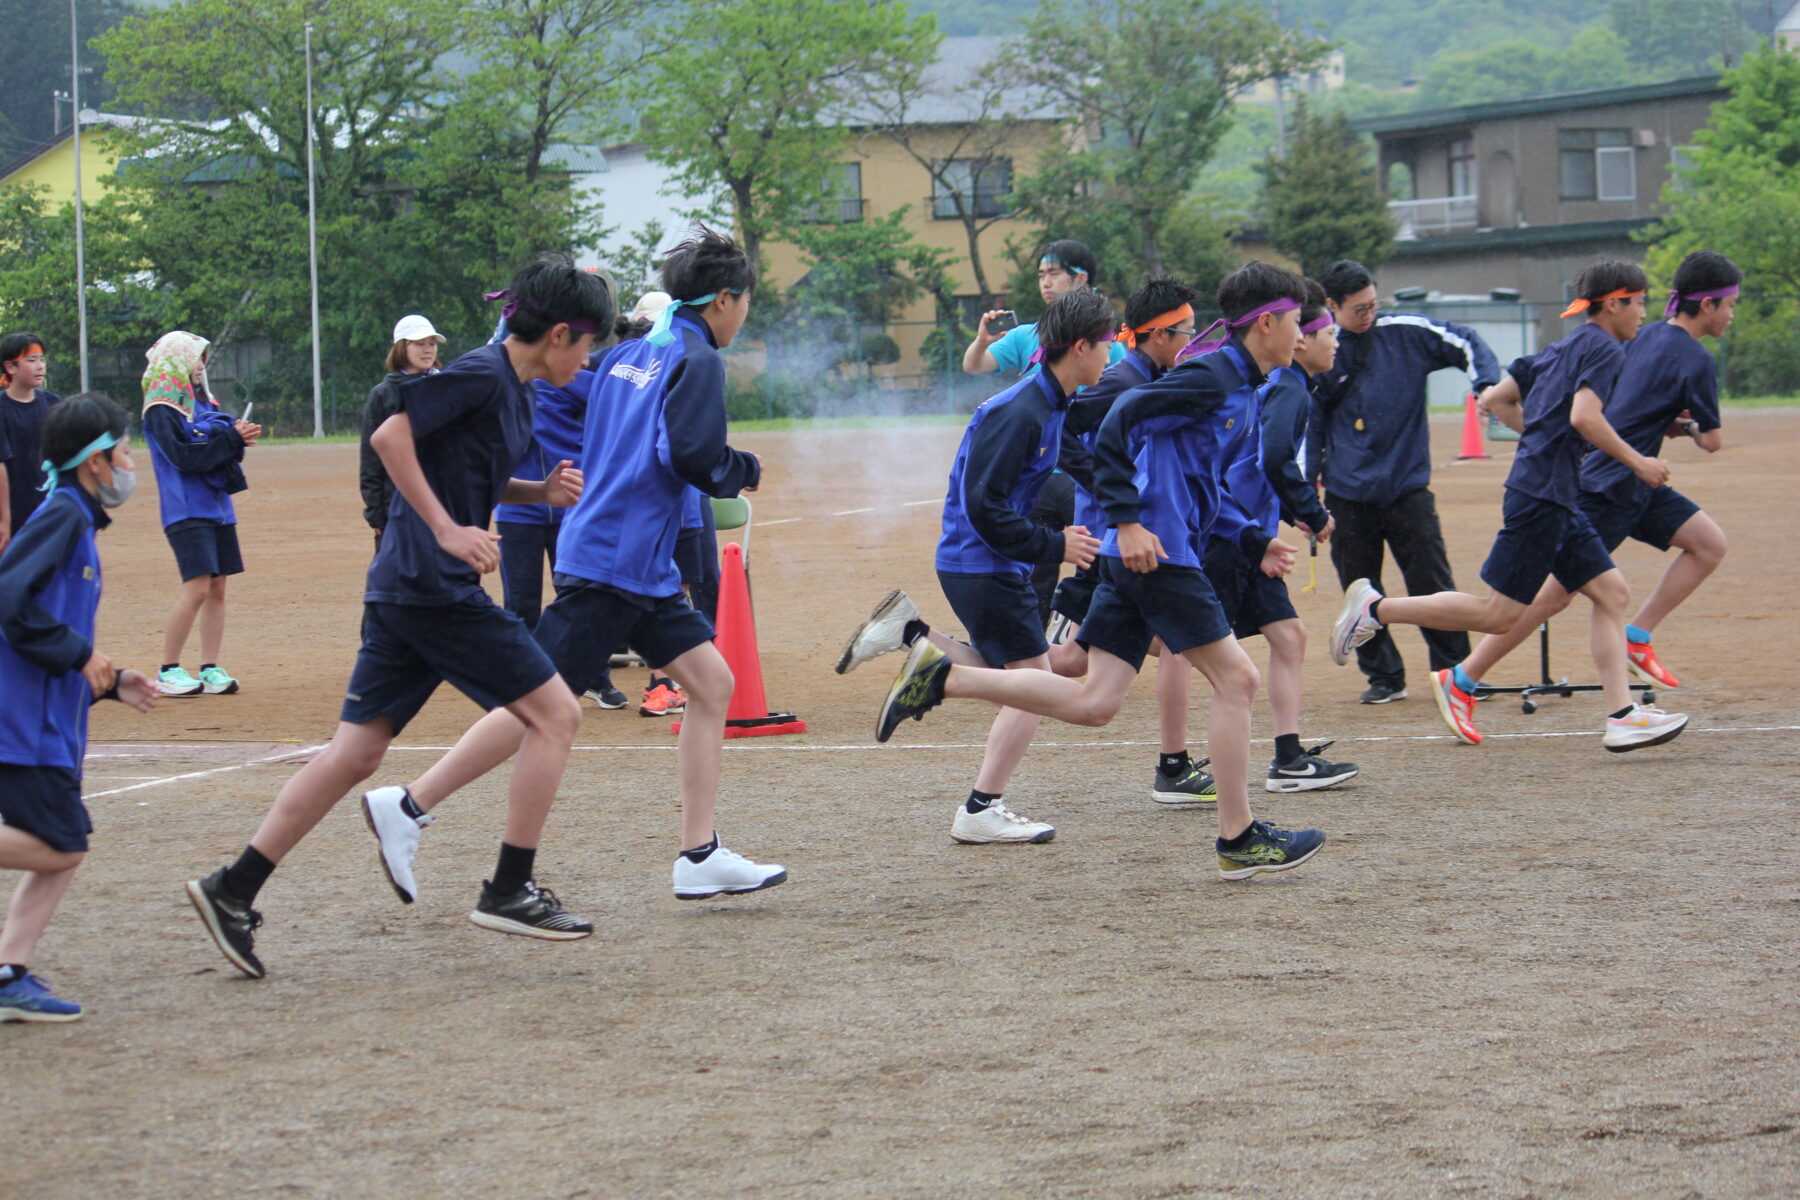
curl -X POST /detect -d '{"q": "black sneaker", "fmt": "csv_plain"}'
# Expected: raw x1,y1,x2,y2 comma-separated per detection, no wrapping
1266,741,1360,792
875,639,950,743
1150,758,1216,806
585,682,628,709
1359,683,1407,704
1216,821,1327,880
185,869,266,979
468,880,594,941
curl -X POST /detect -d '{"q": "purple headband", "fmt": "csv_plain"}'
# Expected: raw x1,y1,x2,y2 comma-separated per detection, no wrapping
484,289,607,337
1663,285,1738,319
1029,327,1118,366
1177,297,1301,362
1300,311,1334,335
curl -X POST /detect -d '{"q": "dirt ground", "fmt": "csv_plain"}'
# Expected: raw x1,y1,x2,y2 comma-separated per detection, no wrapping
6,408,1798,1198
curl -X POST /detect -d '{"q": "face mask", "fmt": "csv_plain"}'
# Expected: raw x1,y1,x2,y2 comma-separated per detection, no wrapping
97,467,137,509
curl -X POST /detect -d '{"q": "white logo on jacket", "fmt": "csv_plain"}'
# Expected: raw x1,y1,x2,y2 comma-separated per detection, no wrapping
609,359,664,388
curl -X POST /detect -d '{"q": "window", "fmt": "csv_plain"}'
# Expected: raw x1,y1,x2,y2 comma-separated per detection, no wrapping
1447,136,1475,197
932,158,1012,220
1669,144,1698,193
1559,129,1633,201
800,163,864,222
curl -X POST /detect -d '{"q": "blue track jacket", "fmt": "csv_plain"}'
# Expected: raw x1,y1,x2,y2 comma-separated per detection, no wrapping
935,369,1071,576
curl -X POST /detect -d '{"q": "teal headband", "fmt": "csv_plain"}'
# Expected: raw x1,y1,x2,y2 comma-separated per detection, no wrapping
646,289,746,347
39,431,119,496
1040,255,1087,280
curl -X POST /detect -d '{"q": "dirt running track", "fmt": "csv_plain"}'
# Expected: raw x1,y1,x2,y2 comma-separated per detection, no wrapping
7,408,1798,1198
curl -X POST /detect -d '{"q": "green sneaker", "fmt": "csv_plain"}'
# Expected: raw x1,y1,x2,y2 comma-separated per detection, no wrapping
1216,820,1326,881
157,666,203,696
198,666,240,695
1151,759,1216,807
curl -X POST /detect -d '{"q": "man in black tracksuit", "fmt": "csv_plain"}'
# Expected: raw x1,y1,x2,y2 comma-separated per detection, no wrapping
1310,260,1501,703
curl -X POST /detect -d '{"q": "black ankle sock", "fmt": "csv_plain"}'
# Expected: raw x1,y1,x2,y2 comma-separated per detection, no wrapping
398,789,426,821
161,663,178,673
966,789,1000,814
1217,825,1255,851
1274,733,1303,765
0,964,26,985
1610,705,1635,720
681,835,719,863
492,842,536,895
1368,599,1383,624
902,619,930,646
1158,751,1191,778
200,663,217,673
221,845,276,904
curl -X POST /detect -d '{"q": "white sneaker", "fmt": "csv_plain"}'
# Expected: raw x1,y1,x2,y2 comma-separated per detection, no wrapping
361,786,433,904
951,800,1055,844
1330,578,1384,666
672,845,788,899
836,589,922,674
1602,704,1689,752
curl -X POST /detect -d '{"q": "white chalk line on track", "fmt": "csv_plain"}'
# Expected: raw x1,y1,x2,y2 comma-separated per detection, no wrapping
85,744,329,799
751,498,942,527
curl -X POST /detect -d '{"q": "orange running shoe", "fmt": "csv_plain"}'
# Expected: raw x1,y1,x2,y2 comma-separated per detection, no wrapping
1430,668,1483,745
1626,639,1679,689
639,680,687,717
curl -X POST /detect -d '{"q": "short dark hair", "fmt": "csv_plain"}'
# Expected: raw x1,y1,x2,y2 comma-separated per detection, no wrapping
662,223,755,303
1319,260,1374,303
1037,290,1119,364
1217,260,1306,322
1299,276,1328,328
614,315,653,341
0,331,45,378
502,254,616,344
42,391,130,471
1124,278,1199,329
1040,238,1099,286
1670,250,1743,316
1572,259,1649,310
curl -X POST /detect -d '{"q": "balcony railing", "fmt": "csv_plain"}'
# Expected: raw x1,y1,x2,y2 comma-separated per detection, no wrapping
931,191,1012,220
1389,194,1478,239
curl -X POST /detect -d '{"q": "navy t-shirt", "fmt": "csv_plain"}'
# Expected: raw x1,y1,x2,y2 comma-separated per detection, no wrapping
364,344,535,606
1,389,61,534
1580,321,1719,506
1504,322,1625,511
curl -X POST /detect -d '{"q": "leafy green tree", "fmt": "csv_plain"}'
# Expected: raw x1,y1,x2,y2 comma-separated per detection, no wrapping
1644,43,1800,393
0,0,133,159
1608,0,1752,78
1415,27,1634,109
635,0,938,277
1007,0,1328,284
1256,100,1394,278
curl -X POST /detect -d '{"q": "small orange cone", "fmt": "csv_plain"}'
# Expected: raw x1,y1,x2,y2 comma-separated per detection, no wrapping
671,542,806,739
1456,391,1490,460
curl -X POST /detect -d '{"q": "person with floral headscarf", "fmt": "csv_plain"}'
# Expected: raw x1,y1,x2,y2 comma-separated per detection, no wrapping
140,331,261,697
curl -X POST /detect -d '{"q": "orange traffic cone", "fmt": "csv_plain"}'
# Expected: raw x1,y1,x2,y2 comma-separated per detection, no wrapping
1456,392,1490,460
670,542,806,738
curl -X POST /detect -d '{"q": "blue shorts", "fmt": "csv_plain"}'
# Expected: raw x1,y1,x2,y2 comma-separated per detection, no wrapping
165,518,244,582
536,575,716,689
0,763,90,853
937,569,1049,668
1077,558,1232,672
1050,566,1100,624
341,597,558,734
1203,536,1298,641
1580,487,1701,554
1480,489,1615,606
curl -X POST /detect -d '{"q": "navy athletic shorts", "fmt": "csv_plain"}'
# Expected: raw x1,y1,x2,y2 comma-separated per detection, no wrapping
1480,489,1615,605
165,518,244,582
341,596,558,734
1050,565,1100,624
937,569,1049,668
535,575,716,690
0,763,90,854
1202,536,1298,641
1078,558,1232,672
1580,487,1701,554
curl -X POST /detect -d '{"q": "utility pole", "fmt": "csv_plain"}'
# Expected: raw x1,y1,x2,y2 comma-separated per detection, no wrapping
70,0,90,391
1271,0,1287,158
304,20,323,438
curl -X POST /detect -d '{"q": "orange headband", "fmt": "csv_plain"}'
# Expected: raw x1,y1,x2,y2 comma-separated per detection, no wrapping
1120,303,1194,350
1,342,43,376
1560,289,1643,319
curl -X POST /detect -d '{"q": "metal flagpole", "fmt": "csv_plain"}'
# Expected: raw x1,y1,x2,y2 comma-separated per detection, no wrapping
70,0,90,391
304,20,323,437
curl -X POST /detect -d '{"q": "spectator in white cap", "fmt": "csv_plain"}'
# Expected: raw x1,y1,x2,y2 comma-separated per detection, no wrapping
358,315,446,545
